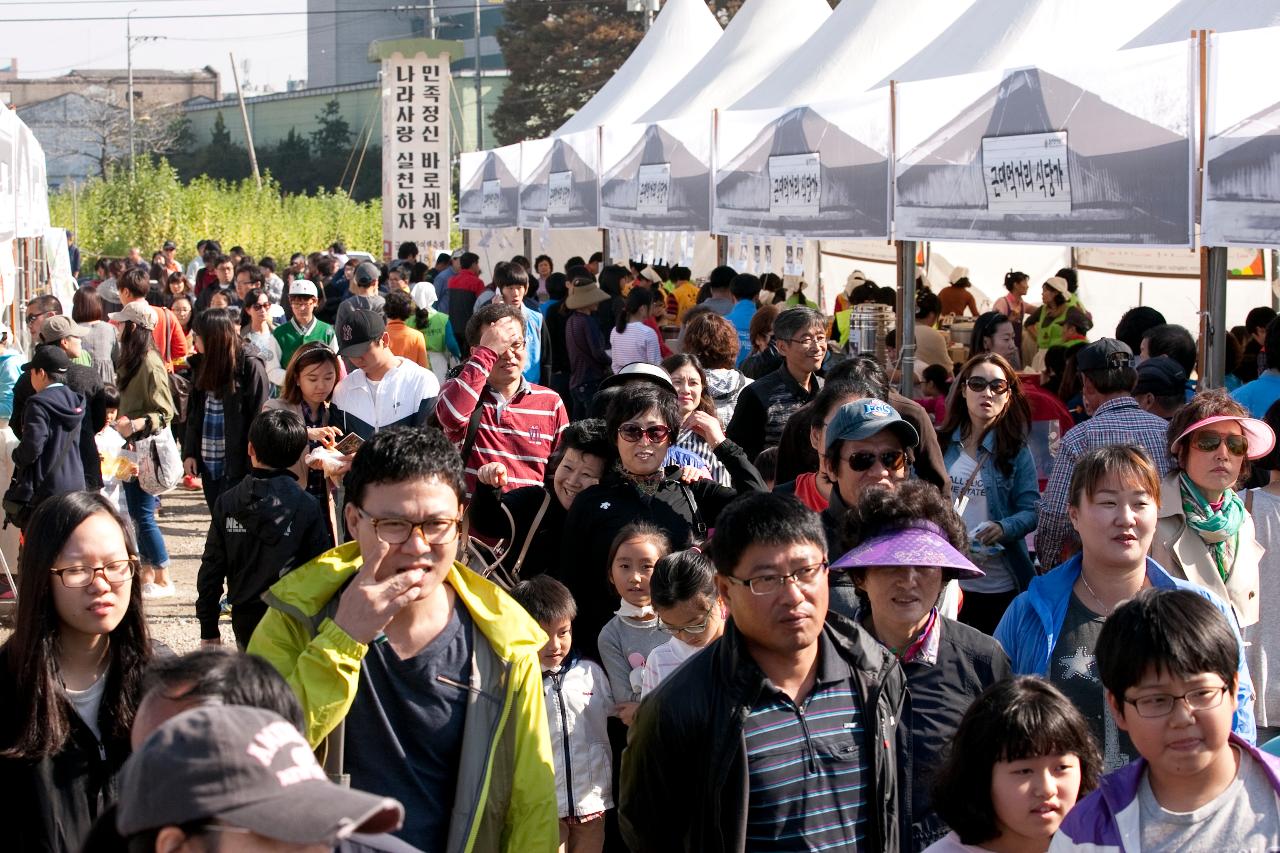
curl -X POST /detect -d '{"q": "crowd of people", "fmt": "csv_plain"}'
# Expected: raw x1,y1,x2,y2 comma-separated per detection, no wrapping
6,241,1280,853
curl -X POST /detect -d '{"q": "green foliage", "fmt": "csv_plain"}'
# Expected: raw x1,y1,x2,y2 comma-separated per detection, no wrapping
48,158,382,263
310,99,354,159
210,112,232,147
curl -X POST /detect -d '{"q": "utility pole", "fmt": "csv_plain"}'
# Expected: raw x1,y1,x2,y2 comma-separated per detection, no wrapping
427,0,436,38
229,53,261,189
474,0,483,150
127,8,136,174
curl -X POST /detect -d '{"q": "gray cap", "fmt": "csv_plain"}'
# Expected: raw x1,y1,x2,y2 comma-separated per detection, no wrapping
824,399,920,452
116,705,402,843
354,261,380,286
38,314,90,344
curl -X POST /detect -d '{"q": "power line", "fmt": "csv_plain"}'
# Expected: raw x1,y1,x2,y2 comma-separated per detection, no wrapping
0,0,617,22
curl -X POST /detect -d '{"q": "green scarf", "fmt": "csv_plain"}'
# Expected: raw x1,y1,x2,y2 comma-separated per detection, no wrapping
1179,472,1244,582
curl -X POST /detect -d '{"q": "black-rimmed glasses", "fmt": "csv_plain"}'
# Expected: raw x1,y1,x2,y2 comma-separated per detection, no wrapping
724,562,827,596
50,558,140,588
1123,685,1229,718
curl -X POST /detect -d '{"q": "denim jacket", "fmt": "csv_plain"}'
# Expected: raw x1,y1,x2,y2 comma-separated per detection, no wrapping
943,428,1040,590
994,554,1256,743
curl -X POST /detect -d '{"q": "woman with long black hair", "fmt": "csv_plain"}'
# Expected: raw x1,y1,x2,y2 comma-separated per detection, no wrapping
111,302,175,597
0,491,152,852
181,308,270,509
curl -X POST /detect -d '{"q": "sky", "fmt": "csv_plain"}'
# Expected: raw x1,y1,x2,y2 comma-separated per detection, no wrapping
0,0,315,94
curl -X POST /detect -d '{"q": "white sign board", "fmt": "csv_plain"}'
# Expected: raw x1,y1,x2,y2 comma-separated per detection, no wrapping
380,51,451,262
482,180,501,216
547,171,573,215
769,153,821,215
636,163,671,215
981,132,1071,214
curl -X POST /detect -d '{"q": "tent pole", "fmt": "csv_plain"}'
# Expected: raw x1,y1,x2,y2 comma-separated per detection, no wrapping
815,240,823,310
523,229,532,263
601,229,610,267
1202,246,1228,389
462,229,470,253
717,235,727,267
1272,250,1280,313
897,240,917,398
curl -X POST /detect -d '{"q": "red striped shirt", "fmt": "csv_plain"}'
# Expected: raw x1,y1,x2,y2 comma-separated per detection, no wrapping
436,345,567,493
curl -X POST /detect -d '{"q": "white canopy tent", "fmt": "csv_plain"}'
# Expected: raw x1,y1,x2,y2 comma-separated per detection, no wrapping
555,0,723,137
1125,0,1280,48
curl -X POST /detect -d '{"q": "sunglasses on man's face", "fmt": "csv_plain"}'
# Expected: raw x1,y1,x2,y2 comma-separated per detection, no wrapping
1191,431,1248,457
842,450,908,473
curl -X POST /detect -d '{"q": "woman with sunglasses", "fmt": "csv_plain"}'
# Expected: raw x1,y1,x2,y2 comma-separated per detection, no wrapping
1149,390,1274,632
0,492,152,852
834,481,1011,850
558,382,766,661
940,354,1039,634
239,286,285,388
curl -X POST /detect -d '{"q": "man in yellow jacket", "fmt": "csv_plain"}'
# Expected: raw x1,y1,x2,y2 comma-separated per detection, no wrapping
249,426,558,853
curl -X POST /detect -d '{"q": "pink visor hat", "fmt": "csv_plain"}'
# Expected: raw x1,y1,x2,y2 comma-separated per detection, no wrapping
1172,414,1276,460
829,521,984,580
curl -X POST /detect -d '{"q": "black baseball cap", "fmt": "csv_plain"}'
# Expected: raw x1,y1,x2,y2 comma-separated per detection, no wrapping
1075,337,1133,373
116,706,402,843
337,309,387,358
1134,355,1187,397
162,240,177,251
29,344,71,376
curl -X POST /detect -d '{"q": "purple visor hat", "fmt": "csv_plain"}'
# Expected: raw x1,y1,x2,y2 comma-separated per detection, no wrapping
830,521,984,580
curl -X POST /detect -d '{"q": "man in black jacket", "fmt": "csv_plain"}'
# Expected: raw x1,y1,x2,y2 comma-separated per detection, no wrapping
196,409,331,648
6,346,86,529
620,492,906,853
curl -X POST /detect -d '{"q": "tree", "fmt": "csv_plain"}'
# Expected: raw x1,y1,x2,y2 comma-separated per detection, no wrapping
42,87,189,178
310,99,353,159
210,112,233,147
492,1,644,145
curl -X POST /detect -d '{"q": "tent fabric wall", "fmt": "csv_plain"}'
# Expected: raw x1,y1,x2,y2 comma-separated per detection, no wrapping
556,0,723,136
518,131,600,230
733,0,976,111
894,41,1194,247
459,143,521,229
599,115,713,232
713,91,891,239
1202,26,1280,247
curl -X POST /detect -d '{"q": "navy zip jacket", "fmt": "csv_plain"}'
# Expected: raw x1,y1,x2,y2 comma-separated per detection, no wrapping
10,383,86,505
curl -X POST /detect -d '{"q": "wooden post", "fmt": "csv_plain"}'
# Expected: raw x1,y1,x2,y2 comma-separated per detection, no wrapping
897,240,917,398
229,52,261,189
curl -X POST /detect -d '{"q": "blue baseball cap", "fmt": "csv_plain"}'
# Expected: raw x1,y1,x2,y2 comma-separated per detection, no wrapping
824,399,920,452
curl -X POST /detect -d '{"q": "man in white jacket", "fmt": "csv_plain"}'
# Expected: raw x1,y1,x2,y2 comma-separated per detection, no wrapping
331,309,440,441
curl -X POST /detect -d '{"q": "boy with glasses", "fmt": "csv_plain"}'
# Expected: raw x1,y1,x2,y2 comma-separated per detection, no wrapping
273,279,337,368
620,492,906,852
1051,588,1280,851
250,427,558,852
727,306,827,463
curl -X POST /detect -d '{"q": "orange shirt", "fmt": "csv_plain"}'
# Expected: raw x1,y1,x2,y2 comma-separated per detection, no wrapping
385,319,428,368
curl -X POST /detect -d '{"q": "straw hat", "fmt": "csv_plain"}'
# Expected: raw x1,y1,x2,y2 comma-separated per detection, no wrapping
565,281,611,310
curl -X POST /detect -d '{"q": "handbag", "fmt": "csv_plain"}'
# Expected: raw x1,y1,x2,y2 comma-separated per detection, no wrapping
136,427,182,495
161,309,192,422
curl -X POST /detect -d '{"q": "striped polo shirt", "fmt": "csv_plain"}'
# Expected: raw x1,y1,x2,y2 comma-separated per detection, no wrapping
436,344,568,494
743,632,869,851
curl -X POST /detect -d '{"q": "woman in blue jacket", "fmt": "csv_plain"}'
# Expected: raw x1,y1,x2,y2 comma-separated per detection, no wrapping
994,443,1256,773
940,353,1039,634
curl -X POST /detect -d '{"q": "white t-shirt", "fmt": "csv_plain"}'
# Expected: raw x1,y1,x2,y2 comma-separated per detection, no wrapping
64,672,108,740
640,636,702,697
1138,747,1280,851
948,450,1014,593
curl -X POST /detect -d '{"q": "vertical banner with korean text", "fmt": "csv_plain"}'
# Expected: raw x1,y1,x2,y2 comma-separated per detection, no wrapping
381,50,452,262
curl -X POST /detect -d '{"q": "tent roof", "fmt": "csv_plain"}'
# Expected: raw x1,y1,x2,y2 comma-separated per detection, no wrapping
733,0,976,110
882,0,1179,86
556,0,723,136
1125,0,1280,48
639,0,831,123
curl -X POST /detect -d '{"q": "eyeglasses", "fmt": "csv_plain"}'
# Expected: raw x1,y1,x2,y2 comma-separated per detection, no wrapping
964,376,1010,395
353,507,462,545
618,423,671,444
1123,685,1229,718
779,334,827,349
1191,431,1248,457
843,450,908,473
657,605,715,635
50,558,139,588
724,562,827,596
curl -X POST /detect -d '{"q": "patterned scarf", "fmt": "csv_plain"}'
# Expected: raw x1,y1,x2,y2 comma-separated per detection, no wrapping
617,462,665,498
1179,472,1244,582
